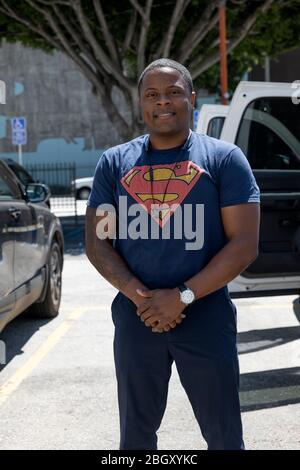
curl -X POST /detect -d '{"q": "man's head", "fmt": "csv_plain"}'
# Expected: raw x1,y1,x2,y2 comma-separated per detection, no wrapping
138,59,196,148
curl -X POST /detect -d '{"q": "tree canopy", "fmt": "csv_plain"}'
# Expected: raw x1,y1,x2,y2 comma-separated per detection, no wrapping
0,0,299,141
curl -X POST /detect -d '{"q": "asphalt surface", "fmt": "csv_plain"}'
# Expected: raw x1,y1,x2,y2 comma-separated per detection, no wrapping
0,253,299,450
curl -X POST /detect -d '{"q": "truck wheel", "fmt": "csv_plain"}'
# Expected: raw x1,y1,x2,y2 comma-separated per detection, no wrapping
28,241,63,319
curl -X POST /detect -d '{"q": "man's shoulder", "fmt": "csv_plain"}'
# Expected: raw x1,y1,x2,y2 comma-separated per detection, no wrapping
192,131,237,158
103,134,148,161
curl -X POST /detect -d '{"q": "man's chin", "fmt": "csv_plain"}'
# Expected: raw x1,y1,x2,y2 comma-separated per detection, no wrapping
150,125,180,136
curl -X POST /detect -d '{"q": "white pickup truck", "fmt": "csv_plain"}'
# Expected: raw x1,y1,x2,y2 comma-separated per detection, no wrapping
196,81,300,298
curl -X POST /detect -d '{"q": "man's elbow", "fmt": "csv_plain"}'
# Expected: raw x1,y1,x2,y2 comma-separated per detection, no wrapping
85,237,113,267
85,234,98,266
243,240,259,265
86,243,96,265
249,247,259,263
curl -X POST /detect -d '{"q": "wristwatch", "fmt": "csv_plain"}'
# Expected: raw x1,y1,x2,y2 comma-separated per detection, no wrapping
177,284,196,305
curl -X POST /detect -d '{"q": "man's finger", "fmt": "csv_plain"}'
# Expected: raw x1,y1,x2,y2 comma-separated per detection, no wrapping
151,322,164,333
145,315,159,327
141,309,157,322
175,315,185,324
136,302,151,316
136,288,153,298
154,313,186,330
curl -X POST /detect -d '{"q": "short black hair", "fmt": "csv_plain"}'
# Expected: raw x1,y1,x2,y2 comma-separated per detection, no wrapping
138,58,193,95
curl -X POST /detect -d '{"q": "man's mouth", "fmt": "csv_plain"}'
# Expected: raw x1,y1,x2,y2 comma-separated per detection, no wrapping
154,112,176,119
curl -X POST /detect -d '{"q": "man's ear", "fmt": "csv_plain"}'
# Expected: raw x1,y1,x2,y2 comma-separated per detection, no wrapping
191,91,196,108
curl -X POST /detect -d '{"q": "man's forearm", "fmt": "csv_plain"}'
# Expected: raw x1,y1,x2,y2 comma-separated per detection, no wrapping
85,208,146,305
185,238,258,300
87,238,146,305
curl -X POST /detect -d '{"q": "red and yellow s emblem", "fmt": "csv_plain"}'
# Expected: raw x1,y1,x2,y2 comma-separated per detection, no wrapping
121,161,205,227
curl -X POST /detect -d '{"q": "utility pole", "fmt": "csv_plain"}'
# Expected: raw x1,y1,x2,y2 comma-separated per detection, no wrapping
219,0,229,104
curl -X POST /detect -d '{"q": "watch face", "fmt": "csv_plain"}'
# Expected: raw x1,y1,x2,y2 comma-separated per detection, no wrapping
180,289,195,304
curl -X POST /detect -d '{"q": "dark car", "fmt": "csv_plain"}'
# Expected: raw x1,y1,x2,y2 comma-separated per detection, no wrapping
0,159,64,333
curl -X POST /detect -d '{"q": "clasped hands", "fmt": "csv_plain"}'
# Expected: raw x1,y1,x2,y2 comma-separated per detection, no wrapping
135,288,186,333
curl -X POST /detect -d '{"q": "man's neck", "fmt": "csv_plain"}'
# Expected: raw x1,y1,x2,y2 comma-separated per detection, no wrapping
149,128,191,150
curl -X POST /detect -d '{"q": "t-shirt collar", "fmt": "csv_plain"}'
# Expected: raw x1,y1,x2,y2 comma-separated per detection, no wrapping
143,129,194,153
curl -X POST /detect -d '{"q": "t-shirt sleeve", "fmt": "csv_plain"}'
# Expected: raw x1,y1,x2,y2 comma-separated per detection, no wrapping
218,146,260,208
86,152,116,209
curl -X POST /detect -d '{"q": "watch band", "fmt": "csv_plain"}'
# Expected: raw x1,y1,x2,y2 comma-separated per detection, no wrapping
177,283,187,293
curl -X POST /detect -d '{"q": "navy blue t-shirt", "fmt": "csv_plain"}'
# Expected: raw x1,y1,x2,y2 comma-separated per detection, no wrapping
87,131,260,351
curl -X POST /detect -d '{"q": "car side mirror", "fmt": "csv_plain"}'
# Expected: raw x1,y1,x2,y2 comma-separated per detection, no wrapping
25,183,51,204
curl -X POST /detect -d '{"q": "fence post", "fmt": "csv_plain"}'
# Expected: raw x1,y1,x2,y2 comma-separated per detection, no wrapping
72,162,78,224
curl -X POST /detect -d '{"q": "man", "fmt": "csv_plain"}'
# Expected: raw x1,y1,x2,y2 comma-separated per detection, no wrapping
85,58,260,450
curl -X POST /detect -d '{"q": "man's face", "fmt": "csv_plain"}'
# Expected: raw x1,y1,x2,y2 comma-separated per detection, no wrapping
139,67,196,138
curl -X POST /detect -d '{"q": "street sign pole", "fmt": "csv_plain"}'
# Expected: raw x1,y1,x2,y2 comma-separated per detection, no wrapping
11,117,27,164
18,144,22,166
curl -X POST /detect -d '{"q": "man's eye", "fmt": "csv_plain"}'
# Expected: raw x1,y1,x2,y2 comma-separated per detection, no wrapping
146,93,156,98
172,90,180,94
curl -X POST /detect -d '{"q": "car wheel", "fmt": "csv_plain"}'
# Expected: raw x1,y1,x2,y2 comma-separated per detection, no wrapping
77,187,91,200
28,241,63,319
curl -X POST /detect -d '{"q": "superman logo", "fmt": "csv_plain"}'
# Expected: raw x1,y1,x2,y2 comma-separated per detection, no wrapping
120,160,205,227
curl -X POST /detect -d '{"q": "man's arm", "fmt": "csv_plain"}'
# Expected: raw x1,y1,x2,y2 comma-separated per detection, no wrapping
85,207,146,306
138,203,260,330
86,207,185,331
184,202,260,299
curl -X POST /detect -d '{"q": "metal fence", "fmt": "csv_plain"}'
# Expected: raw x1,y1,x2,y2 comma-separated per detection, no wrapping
25,162,77,220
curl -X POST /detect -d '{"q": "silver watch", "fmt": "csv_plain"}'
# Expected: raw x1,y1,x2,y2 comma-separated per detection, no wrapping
177,284,195,305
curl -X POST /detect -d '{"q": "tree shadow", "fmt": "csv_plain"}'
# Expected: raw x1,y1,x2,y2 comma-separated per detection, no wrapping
240,366,300,412
238,296,300,412
237,296,300,355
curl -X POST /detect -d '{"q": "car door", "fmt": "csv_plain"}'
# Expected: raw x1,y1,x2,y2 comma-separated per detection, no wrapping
196,104,229,138
220,81,300,296
0,163,44,303
0,165,16,321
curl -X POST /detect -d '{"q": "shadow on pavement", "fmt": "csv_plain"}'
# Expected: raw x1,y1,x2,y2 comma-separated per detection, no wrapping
237,325,300,355
237,296,299,355
0,316,51,372
239,297,300,412
240,366,300,412
60,215,85,255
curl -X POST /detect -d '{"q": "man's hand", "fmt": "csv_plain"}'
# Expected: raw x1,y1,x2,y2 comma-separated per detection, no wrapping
135,288,186,333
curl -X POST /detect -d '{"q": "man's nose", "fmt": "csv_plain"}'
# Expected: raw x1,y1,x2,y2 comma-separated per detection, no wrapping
156,94,170,105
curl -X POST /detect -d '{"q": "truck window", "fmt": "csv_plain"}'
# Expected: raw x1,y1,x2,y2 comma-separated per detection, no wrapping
235,97,300,170
8,162,34,186
207,117,225,139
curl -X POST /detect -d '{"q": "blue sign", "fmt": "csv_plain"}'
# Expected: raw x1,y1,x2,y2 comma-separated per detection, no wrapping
193,109,200,131
12,117,27,145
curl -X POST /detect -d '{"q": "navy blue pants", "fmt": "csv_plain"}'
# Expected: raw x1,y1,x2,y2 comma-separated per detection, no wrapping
111,292,245,450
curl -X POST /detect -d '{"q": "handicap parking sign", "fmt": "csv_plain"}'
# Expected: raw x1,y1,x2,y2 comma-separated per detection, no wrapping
11,117,27,145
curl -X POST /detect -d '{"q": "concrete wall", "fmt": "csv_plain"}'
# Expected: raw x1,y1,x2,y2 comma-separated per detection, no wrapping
0,41,130,177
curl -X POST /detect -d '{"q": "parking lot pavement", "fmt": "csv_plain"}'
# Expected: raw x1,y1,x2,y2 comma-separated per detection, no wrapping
0,254,299,450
